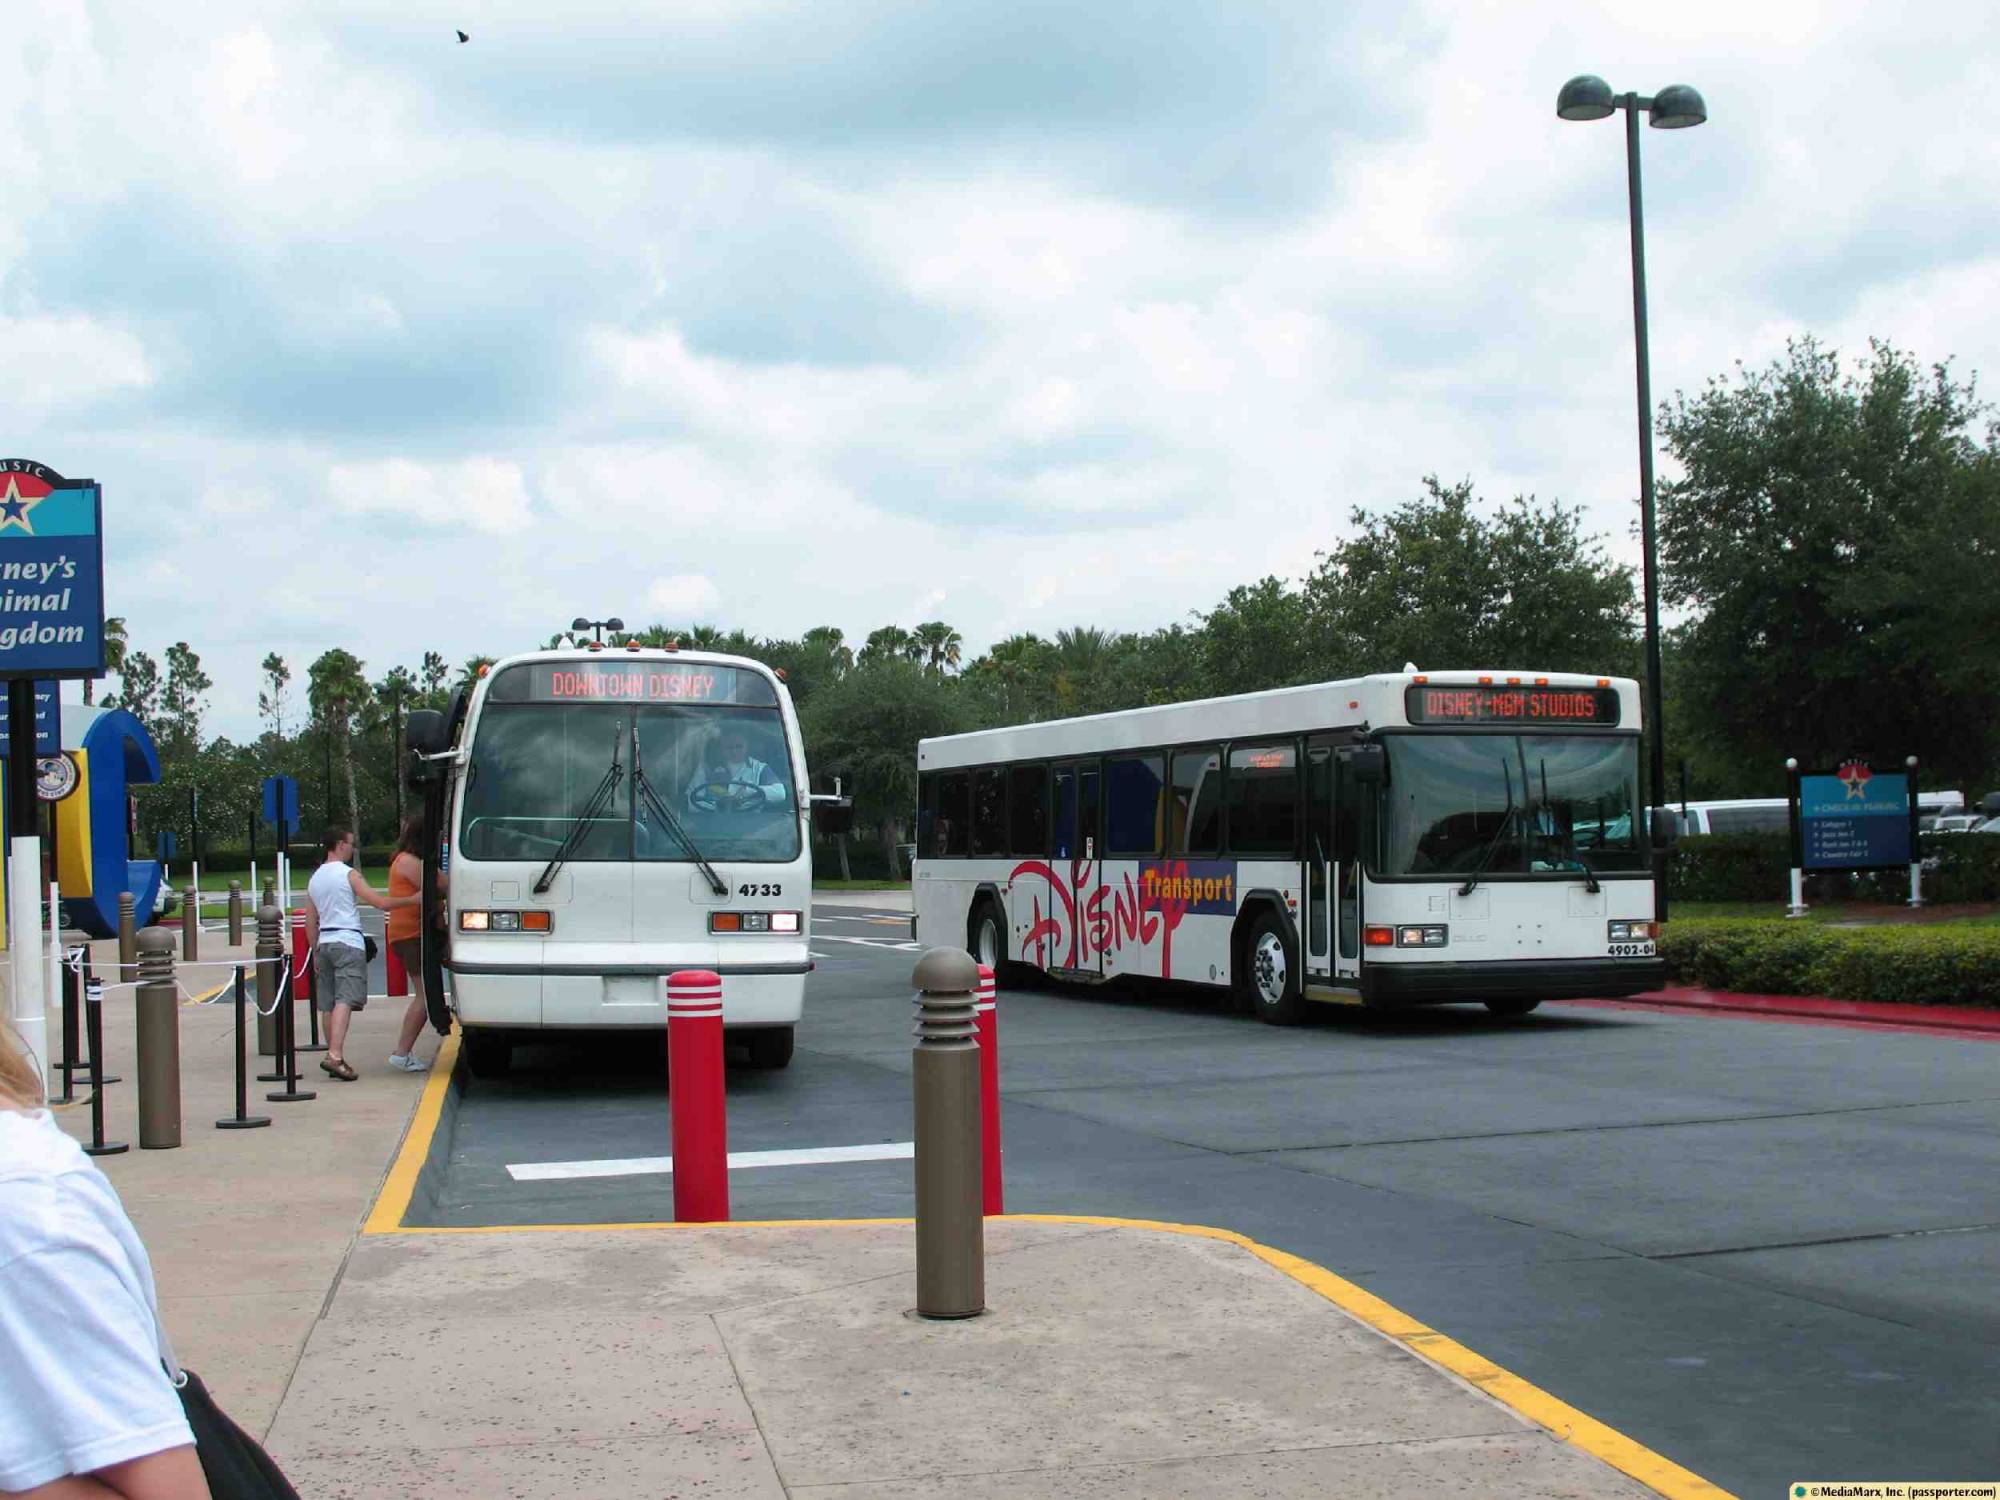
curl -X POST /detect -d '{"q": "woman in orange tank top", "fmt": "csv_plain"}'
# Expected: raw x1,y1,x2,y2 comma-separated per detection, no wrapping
387,813,444,1071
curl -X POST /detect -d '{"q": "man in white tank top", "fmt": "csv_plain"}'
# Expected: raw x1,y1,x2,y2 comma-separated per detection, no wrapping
306,826,418,1080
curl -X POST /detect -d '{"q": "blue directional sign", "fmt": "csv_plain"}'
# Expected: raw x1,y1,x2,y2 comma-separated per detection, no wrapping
156,829,177,861
0,680,61,755
0,460,105,681
1798,764,1913,871
262,774,300,829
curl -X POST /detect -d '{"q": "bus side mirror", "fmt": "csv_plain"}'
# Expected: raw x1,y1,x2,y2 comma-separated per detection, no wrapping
811,797,855,836
1344,745,1386,784
1650,807,1681,847
407,709,447,755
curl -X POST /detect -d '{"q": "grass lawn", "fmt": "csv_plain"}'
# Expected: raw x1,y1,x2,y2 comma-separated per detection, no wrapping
177,866,394,903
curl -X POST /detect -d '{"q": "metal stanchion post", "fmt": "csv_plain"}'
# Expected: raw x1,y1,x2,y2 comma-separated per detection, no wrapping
976,963,1003,1216
81,978,128,1157
118,892,137,981
134,929,182,1150
79,953,119,1086
55,951,79,1106
266,953,316,1105
255,902,282,1067
228,880,243,945
912,947,984,1319
217,964,271,1131
666,970,729,1223
181,883,200,961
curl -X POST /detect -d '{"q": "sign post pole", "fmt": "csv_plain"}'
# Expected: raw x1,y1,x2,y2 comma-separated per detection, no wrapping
1905,756,1923,909
1784,758,1807,919
6,680,48,1086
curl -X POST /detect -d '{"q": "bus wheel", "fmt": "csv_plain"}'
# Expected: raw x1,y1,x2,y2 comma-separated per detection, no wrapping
745,1026,795,1070
1241,912,1304,1026
968,902,1006,973
462,1028,513,1077
1483,998,1542,1017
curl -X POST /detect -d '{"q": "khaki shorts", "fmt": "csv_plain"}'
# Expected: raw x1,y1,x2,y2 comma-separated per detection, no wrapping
314,942,369,1012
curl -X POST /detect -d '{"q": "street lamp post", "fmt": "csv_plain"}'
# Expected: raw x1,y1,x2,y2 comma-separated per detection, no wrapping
1556,74,1706,827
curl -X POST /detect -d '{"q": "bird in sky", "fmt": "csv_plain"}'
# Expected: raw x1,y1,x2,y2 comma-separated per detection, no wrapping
456,29,470,43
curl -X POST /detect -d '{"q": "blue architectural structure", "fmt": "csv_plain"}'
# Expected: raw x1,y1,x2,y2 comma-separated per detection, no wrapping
54,705,163,937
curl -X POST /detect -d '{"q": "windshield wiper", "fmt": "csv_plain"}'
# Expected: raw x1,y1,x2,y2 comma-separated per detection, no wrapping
1459,759,1517,897
632,760,729,897
535,731,625,895
1534,756,1601,893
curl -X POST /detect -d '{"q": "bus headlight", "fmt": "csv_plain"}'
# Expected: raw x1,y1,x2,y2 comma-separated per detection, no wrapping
1608,920,1655,942
1396,925,1448,948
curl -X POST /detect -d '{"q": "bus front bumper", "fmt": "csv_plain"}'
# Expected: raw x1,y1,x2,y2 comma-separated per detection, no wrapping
1360,956,1665,1008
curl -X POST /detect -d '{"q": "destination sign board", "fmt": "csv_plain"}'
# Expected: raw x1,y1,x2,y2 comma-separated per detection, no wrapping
489,660,779,708
1405,685,1620,726
1797,762,1913,871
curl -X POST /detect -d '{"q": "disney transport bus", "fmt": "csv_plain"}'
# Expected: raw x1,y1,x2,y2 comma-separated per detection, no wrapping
406,646,849,1074
913,669,1669,1022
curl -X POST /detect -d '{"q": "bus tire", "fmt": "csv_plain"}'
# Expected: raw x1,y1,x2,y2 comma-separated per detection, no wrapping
745,1026,795,1070
968,900,1007,974
1240,910,1304,1026
462,1027,514,1077
1483,998,1542,1017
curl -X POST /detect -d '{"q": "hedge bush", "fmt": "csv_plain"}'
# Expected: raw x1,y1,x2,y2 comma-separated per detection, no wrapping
1661,918,2000,1007
1665,832,2000,904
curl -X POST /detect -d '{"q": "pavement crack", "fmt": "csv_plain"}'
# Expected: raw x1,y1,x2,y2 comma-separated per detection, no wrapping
711,1309,791,1494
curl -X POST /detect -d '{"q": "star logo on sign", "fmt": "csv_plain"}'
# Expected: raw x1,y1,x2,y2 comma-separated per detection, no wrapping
0,477,43,535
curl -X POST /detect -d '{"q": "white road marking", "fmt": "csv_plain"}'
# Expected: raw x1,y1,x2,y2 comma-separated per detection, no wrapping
507,1141,915,1182
815,933,922,952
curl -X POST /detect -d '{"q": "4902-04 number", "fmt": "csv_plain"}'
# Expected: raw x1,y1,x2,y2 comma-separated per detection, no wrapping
1610,942,1657,957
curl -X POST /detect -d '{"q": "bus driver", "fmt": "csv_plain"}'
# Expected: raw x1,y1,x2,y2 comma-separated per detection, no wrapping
686,726,788,814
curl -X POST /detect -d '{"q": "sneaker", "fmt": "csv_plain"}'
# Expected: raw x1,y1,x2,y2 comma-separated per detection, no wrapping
387,1053,429,1073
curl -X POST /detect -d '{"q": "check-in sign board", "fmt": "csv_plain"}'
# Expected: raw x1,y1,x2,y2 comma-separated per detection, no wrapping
1798,764,1912,871
0,460,105,680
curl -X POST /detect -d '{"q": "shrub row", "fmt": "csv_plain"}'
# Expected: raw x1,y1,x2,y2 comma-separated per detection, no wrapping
1660,918,2000,1007
1665,832,2000,904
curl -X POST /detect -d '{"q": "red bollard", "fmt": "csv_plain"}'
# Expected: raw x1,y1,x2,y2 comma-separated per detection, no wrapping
977,963,1003,1215
289,913,310,1000
386,941,408,998
666,970,729,1223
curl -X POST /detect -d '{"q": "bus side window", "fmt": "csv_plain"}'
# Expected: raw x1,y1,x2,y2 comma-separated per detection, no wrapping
1009,765,1048,855
972,768,1008,856
1106,755,1163,856
1173,747,1221,855
918,773,937,859
937,772,970,858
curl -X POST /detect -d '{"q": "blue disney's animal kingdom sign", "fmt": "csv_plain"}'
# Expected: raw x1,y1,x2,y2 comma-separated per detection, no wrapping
0,459,105,680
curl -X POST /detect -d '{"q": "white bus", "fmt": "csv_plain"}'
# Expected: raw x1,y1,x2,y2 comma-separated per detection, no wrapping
914,669,1668,1022
407,645,847,1074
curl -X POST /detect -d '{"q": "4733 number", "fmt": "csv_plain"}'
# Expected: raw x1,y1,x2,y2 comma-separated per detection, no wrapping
738,882,781,898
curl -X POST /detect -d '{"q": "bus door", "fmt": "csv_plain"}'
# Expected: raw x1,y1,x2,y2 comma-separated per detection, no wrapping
1332,746,1368,987
1304,741,1335,984
1047,760,1105,974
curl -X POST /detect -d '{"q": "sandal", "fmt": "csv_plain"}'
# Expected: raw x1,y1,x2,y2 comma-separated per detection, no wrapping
319,1057,358,1081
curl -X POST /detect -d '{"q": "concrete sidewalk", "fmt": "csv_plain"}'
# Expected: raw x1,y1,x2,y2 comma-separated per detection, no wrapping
45,933,1686,1499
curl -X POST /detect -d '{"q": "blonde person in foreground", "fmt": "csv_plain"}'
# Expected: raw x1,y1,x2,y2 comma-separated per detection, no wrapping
0,1025,210,1498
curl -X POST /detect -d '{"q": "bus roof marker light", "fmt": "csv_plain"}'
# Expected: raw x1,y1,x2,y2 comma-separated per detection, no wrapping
1478,676,1493,685
1412,675,1428,684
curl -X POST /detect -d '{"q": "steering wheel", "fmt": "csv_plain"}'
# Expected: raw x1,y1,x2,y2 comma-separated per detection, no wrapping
691,780,769,815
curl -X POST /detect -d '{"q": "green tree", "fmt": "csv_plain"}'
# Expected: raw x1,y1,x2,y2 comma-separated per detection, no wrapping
963,633,1052,722
158,642,213,759
258,653,292,739
913,621,964,677
1301,476,1637,680
86,617,126,706
108,649,161,727
800,659,968,869
420,650,451,704
1659,337,2000,784
1198,578,1309,696
307,648,370,833
458,655,496,687
858,625,920,666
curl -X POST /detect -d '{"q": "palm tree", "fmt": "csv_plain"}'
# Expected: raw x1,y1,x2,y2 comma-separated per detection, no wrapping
458,655,496,687
802,625,853,677
977,633,1050,719
684,625,727,650
86,616,127,705
913,621,964,677
1052,625,1117,713
859,625,919,665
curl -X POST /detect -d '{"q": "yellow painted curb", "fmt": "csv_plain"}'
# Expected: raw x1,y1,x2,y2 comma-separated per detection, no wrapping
362,1065,1737,1500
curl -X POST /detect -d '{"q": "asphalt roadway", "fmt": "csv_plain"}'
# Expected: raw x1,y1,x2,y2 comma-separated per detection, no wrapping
403,904,2000,1499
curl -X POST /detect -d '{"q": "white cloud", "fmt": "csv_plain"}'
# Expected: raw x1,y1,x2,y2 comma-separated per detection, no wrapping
325,458,532,534
647,574,723,618
0,314,152,419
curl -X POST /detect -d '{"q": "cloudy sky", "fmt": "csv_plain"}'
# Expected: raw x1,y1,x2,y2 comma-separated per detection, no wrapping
8,0,1996,740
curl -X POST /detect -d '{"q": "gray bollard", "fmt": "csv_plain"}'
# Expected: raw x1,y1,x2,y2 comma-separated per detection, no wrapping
181,883,200,961
228,880,243,945
135,928,182,1149
118,891,137,982
261,879,276,910
912,946,985,1319
255,901,282,1061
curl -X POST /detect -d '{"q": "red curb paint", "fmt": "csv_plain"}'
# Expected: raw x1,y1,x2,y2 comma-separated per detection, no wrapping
1553,986,2000,1039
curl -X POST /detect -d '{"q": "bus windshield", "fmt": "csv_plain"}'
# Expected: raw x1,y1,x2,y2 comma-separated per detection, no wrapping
1378,733,1644,878
460,705,800,864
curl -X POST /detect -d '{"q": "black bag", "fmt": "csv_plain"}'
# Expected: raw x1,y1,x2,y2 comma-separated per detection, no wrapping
365,933,380,964
173,1367,302,1500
